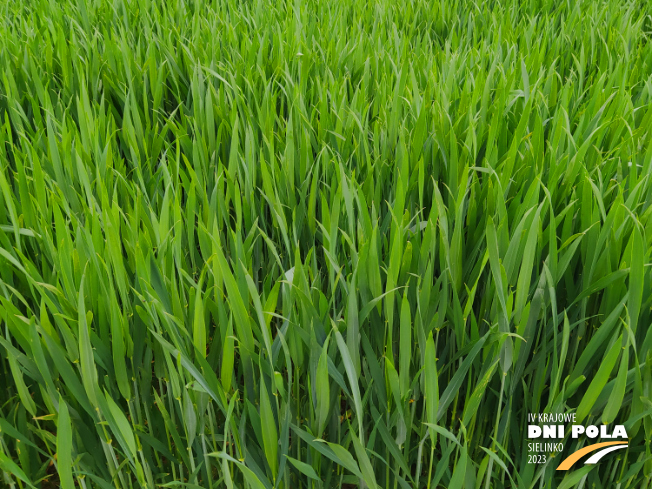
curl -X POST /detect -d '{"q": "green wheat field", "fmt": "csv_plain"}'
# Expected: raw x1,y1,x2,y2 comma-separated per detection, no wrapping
1,0,651,487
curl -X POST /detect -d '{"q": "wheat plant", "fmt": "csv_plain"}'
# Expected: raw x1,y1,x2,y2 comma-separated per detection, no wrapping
0,0,651,488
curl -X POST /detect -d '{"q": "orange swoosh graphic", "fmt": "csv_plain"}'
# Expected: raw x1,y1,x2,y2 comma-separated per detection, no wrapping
556,442,627,470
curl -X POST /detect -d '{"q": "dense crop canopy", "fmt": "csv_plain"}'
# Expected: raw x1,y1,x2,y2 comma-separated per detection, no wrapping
0,0,651,487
